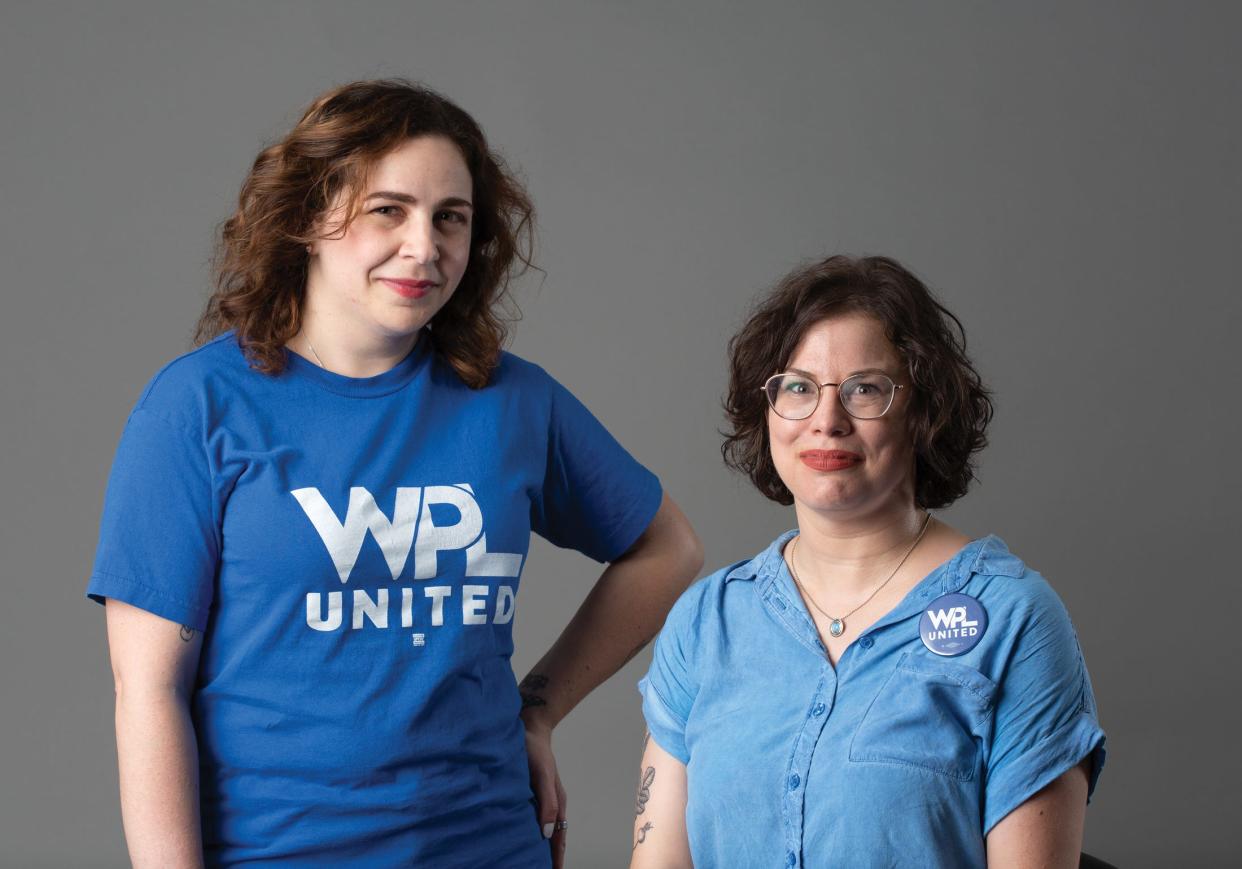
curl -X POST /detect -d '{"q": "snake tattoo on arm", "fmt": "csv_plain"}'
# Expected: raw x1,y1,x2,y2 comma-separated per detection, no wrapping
633,730,657,849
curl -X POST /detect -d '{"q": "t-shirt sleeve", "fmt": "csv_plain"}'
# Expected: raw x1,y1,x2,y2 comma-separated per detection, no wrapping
982,580,1106,833
530,375,663,563
86,408,220,630
638,586,702,764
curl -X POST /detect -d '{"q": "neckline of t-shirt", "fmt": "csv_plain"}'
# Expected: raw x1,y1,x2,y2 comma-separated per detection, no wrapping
282,332,432,398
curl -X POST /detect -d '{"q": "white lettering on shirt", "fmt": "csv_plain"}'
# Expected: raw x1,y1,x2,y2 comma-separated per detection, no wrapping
352,588,388,629
303,583,519,632
294,485,525,637
425,586,452,627
494,585,515,624
306,591,343,631
292,487,421,583
462,585,489,625
294,485,522,583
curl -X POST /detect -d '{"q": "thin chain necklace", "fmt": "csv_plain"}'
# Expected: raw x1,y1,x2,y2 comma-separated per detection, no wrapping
787,512,932,639
305,338,327,369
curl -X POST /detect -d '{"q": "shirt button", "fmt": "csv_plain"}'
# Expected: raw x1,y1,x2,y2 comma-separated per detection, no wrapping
859,636,875,650
788,773,801,790
786,852,797,867
811,703,826,717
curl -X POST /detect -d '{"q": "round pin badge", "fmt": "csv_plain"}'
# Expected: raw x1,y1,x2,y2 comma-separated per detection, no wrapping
919,593,988,656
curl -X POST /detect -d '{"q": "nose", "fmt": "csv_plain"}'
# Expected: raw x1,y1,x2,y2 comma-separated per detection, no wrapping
400,213,440,265
809,385,853,437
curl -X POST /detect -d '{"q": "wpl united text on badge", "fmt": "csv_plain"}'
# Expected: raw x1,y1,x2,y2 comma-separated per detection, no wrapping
919,593,987,656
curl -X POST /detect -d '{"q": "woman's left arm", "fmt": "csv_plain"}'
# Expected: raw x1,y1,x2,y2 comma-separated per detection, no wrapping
520,492,703,866
986,757,1091,868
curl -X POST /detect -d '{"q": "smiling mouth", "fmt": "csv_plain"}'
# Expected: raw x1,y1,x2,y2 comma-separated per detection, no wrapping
379,278,439,299
799,450,862,471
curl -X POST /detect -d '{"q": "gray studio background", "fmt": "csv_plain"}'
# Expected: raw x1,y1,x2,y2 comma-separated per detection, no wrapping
2,1,1238,866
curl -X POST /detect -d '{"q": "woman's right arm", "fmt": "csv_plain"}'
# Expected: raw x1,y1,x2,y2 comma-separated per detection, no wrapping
106,598,205,869
629,731,692,869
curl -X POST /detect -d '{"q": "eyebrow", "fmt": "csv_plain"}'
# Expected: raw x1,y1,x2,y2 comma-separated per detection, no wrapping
364,191,473,210
786,366,896,380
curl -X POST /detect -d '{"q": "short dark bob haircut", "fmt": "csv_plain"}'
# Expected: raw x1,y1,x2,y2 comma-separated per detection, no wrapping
722,255,993,510
194,79,534,388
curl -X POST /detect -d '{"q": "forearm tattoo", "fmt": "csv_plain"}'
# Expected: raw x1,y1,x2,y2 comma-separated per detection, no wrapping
633,733,656,849
635,765,655,815
518,673,548,709
179,625,195,642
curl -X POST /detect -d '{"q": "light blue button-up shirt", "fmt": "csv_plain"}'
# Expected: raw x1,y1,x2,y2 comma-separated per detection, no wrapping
640,532,1105,868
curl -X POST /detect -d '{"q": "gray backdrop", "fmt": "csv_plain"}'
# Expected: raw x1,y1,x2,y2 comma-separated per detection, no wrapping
2,1,1238,866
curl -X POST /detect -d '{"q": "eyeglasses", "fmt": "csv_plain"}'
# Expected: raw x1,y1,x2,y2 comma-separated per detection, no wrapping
761,371,905,420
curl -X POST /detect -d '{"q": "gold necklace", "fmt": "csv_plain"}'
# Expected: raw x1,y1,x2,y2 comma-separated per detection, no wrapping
305,338,327,368
787,512,932,639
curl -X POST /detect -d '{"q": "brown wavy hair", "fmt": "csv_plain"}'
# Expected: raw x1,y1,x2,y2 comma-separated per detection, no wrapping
194,79,535,387
722,255,994,510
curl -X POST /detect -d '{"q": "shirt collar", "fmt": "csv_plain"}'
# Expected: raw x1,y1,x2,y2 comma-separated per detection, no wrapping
952,533,1025,585
723,529,797,585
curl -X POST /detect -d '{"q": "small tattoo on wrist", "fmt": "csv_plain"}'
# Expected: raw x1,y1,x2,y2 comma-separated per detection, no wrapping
519,673,549,710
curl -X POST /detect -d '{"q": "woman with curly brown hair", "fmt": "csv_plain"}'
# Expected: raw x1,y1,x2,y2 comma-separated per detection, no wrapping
632,255,1105,868
87,79,702,868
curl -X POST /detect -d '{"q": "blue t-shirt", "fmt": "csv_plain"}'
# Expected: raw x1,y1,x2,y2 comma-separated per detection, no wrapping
640,531,1106,869
88,332,662,867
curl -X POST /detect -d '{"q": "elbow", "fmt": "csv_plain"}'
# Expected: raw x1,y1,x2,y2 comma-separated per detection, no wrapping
663,512,703,593
680,528,705,586
111,666,192,707
625,494,704,590
665,496,704,587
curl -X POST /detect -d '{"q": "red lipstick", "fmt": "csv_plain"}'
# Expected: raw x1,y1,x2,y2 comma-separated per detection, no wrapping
799,450,862,471
380,278,438,299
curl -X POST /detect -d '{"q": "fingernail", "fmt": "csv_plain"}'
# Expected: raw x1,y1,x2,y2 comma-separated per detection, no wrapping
543,822,554,839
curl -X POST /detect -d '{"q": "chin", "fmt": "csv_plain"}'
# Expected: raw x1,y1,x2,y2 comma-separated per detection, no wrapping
798,496,865,516
790,473,854,502
790,476,882,515
374,308,436,336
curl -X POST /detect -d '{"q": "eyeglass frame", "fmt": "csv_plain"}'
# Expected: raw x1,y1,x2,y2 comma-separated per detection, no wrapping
759,370,907,420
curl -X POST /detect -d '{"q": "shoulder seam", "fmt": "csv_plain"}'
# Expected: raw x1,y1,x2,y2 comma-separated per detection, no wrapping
136,335,240,410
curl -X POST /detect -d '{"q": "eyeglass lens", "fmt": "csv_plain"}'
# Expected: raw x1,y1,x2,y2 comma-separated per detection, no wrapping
765,373,895,420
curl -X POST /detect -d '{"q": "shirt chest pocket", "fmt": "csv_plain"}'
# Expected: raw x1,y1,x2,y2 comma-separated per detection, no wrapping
848,651,997,781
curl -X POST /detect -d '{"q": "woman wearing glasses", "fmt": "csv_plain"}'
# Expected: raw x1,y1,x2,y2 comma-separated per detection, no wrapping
631,255,1105,868
88,80,702,868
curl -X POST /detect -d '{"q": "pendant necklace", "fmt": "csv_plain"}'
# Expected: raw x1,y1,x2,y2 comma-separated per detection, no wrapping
787,511,932,639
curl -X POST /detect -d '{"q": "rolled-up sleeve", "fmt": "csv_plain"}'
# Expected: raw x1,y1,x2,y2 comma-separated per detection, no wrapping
982,580,1106,833
639,586,703,764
